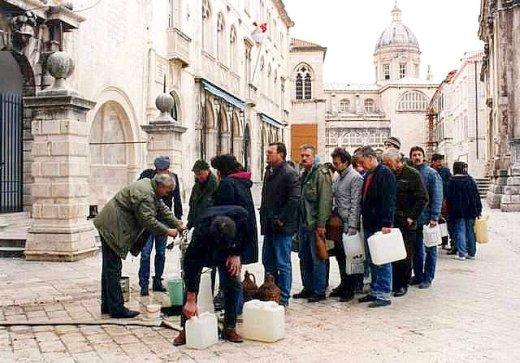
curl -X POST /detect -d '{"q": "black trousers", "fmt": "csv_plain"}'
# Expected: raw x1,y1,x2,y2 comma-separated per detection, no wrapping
101,237,125,315
392,228,416,291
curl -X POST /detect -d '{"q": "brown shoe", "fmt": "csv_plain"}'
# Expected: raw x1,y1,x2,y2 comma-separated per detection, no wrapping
224,329,243,343
173,329,186,346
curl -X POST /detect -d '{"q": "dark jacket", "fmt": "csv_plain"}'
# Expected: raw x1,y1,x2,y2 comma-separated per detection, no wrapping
394,164,429,229
139,169,183,219
446,175,482,220
94,178,182,259
187,172,218,229
183,206,249,293
260,161,300,235
435,166,452,196
361,163,397,234
213,171,258,264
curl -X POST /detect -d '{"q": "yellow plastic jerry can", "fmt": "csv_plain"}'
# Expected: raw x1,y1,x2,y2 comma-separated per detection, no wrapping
475,216,489,244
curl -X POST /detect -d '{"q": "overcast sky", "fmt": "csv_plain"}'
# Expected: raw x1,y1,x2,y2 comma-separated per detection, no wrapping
284,0,484,84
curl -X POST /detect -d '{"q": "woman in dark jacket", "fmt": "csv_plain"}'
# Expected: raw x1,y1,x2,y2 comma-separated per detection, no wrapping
210,154,258,265
446,162,482,260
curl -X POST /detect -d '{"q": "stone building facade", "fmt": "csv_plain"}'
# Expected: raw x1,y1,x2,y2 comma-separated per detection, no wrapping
479,0,520,211
427,51,487,179
289,4,437,162
0,0,293,260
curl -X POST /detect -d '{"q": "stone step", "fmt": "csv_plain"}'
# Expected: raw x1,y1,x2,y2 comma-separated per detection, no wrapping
0,246,25,258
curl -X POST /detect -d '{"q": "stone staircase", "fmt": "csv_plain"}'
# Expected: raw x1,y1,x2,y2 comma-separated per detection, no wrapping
476,177,491,199
0,212,30,258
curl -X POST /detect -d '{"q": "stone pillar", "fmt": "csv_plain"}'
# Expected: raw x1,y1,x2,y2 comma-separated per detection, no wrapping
24,51,97,261
501,140,520,212
141,93,187,176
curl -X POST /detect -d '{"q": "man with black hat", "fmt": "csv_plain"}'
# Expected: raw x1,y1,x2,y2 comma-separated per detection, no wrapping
187,160,219,230
430,154,453,251
137,156,183,295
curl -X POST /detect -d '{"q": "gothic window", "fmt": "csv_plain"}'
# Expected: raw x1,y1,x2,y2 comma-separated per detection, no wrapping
245,44,252,84
383,63,390,80
327,132,338,146
294,64,313,100
217,12,226,63
364,98,374,113
399,63,406,79
229,26,237,71
397,91,428,112
339,99,350,113
202,0,212,53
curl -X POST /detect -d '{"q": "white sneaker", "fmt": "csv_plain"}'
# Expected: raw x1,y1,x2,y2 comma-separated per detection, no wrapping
454,256,466,261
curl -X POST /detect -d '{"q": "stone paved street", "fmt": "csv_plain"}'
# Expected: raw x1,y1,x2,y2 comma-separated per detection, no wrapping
1,209,520,362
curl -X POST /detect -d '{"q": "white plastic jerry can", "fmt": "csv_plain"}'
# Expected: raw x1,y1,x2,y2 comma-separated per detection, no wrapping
197,272,214,314
342,232,366,275
239,299,285,342
185,312,219,349
423,224,442,247
367,228,406,265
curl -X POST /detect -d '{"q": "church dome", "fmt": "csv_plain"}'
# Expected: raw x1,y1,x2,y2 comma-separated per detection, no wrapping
375,4,419,51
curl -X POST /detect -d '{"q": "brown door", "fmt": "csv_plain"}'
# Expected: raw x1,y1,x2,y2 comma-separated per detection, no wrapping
291,124,317,163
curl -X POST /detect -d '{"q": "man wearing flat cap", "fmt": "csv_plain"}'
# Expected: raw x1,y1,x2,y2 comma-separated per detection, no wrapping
137,156,183,295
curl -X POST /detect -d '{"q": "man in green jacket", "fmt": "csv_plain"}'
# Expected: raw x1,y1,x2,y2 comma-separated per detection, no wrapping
293,144,333,303
94,173,183,318
186,160,218,229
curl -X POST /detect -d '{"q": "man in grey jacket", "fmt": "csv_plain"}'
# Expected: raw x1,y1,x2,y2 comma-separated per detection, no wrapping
330,147,364,302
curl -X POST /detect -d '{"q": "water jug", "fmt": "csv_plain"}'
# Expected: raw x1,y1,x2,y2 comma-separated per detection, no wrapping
197,272,214,314
167,276,184,306
255,274,281,303
242,271,258,302
423,224,442,247
475,216,489,244
367,228,406,265
342,232,365,275
185,312,219,349
238,300,284,342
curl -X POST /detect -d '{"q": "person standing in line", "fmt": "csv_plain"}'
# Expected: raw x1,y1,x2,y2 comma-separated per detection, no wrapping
329,147,363,302
355,146,396,308
410,146,443,290
138,156,183,295
292,144,333,303
260,143,300,307
430,154,454,252
186,160,218,230
446,161,482,261
382,149,428,297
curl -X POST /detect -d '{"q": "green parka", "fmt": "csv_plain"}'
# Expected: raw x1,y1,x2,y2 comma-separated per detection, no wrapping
93,178,182,259
299,164,333,229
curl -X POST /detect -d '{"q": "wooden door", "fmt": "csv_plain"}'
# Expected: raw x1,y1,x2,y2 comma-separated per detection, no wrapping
290,124,317,163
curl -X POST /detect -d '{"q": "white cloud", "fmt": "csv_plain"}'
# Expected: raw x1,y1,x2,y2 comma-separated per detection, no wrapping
284,0,484,84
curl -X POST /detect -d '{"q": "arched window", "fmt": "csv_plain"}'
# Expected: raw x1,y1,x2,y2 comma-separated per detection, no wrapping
397,91,428,112
202,0,212,53
339,99,350,113
229,25,237,71
267,64,272,98
294,64,312,100
274,69,278,102
216,12,226,63
259,56,265,92
364,98,374,113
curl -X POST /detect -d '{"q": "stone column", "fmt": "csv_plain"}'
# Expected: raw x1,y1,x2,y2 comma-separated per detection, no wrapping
141,93,187,176
24,51,97,261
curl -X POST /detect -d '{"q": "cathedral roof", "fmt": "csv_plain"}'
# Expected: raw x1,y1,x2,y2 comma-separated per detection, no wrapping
375,4,419,51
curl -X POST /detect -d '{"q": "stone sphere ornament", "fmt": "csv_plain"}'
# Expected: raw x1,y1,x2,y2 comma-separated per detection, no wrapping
155,93,175,113
46,51,75,92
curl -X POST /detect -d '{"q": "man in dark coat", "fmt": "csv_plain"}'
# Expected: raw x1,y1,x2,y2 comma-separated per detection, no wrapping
446,162,482,260
94,174,183,318
431,153,453,250
260,142,300,306
173,205,249,346
137,156,183,295
383,149,429,297
187,159,218,229
355,146,397,308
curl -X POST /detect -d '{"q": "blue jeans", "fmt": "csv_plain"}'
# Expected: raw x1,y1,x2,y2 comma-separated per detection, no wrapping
139,233,167,289
298,227,327,296
262,233,293,305
365,229,392,301
413,226,437,284
453,218,476,257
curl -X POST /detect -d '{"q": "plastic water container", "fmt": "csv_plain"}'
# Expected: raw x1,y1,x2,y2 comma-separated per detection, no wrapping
185,312,219,349
342,232,366,275
475,216,489,244
423,224,442,247
238,299,284,342
167,276,184,306
439,222,449,238
367,228,406,265
197,272,214,314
